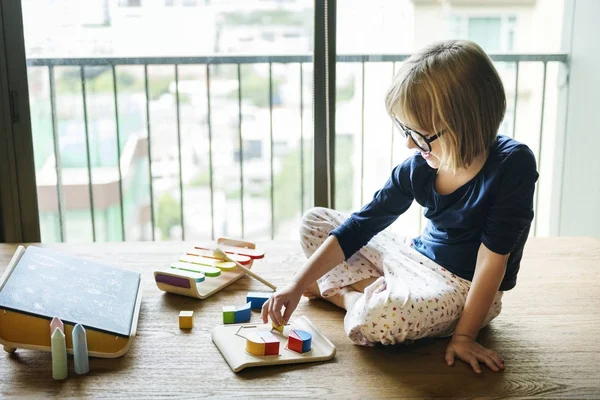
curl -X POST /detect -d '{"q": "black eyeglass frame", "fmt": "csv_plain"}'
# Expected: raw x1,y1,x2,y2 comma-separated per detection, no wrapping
392,115,445,153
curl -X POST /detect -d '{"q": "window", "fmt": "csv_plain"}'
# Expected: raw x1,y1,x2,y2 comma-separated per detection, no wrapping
165,0,198,6
119,0,142,7
448,14,516,52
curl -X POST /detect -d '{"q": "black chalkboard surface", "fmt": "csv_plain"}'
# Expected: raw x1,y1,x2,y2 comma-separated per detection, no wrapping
0,246,140,337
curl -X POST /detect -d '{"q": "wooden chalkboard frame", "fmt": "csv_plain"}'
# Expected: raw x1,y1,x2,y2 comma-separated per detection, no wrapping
0,246,143,358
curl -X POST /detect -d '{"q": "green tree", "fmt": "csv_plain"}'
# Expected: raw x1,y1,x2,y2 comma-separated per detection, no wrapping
270,135,354,233
157,192,181,240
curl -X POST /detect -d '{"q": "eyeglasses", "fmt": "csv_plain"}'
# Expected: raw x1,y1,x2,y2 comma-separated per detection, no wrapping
392,115,445,153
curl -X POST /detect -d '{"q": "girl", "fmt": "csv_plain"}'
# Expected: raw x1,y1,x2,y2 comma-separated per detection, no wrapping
261,40,538,374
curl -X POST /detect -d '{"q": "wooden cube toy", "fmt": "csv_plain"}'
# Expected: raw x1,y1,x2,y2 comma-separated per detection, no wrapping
179,311,194,329
247,292,272,310
287,329,312,354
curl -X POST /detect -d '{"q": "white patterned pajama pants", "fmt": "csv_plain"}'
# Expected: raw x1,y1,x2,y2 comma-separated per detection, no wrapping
300,207,504,346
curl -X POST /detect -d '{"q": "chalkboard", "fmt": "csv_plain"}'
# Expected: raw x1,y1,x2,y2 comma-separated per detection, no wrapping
0,246,140,337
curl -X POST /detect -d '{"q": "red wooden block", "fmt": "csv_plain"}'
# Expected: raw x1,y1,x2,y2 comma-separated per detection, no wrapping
259,331,280,356
287,330,304,353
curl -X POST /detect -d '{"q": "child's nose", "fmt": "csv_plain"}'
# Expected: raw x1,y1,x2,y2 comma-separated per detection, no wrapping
404,136,417,150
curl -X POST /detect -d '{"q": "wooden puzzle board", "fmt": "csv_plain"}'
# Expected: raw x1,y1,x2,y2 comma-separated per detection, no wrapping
155,266,248,299
211,316,336,372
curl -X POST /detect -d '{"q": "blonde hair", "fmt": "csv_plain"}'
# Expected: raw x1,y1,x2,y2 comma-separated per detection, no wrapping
385,40,506,172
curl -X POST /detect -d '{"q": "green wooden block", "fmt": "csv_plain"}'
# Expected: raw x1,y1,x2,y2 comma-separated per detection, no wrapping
222,306,235,324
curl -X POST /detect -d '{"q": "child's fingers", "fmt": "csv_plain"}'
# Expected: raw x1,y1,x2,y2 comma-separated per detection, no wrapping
487,350,504,369
478,353,500,372
444,348,455,366
282,302,296,324
469,357,482,374
269,296,284,326
260,299,270,323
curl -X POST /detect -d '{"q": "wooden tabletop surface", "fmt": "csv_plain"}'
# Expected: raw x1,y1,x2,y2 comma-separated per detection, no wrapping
0,237,599,399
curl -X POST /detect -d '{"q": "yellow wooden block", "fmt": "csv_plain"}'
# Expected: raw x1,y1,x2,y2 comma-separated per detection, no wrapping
245,332,266,356
179,311,194,329
272,322,284,333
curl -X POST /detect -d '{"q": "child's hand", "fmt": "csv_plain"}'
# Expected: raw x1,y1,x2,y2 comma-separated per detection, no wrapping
260,283,303,326
444,334,505,374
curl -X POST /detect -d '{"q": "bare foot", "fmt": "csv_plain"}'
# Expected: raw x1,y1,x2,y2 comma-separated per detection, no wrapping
302,281,322,299
326,287,362,310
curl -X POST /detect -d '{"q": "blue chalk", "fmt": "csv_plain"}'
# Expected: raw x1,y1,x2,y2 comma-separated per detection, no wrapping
72,324,90,375
246,291,272,310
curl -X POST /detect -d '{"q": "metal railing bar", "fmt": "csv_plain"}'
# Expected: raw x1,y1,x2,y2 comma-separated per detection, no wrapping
360,61,365,205
390,61,396,170
80,66,96,241
237,64,245,238
26,53,568,67
48,66,66,242
300,62,304,213
512,61,520,139
533,61,548,236
111,65,126,241
175,64,185,240
206,65,215,240
144,65,156,241
27,55,313,67
269,63,275,239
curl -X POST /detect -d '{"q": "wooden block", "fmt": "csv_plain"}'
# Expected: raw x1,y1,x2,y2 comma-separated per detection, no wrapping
288,329,312,354
272,322,284,333
258,331,280,356
234,302,252,324
222,306,236,324
247,292,272,310
179,311,194,329
211,315,336,372
73,324,89,375
51,327,67,380
245,332,266,356
171,262,221,277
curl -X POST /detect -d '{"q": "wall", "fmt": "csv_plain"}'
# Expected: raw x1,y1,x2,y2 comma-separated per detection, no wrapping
554,0,600,237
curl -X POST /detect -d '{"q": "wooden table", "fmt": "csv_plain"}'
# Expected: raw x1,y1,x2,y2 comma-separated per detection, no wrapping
1,238,599,398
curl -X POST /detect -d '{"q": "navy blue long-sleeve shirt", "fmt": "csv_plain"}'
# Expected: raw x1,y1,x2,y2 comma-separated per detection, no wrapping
330,135,539,291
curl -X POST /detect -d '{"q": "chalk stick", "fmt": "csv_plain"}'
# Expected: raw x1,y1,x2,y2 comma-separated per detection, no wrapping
51,327,68,380
50,317,64,335
72,324,89,375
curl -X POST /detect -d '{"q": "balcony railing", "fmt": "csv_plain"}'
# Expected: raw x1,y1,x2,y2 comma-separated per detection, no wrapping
26,53,569,242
